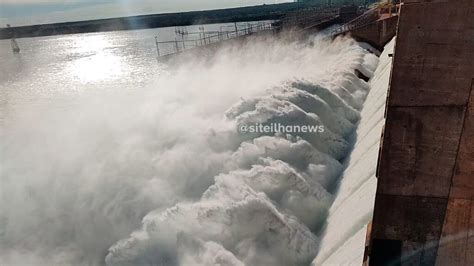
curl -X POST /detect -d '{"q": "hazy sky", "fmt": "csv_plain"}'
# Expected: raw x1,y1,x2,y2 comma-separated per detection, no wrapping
1,0,292,26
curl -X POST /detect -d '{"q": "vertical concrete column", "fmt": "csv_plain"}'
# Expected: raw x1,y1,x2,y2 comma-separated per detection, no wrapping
367,1,474,265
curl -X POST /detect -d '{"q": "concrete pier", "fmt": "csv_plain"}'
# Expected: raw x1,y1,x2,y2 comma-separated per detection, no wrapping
366,0,474,265
331,3,399,50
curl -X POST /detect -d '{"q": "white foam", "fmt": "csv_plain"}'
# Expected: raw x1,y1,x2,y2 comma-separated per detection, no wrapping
105,36,378,266
1,32,386,266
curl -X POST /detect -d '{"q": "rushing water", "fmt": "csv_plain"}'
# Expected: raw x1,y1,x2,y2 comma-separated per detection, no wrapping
1,24,383,266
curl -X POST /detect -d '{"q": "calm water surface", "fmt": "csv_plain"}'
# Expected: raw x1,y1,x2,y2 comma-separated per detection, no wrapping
0,23,255,123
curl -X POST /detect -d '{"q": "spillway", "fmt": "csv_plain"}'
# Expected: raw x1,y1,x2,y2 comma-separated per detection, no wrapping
104,38,395,266
1,28,394,265
312,38,394,265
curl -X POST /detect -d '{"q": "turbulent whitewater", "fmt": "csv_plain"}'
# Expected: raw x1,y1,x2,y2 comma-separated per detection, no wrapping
0,31,388,266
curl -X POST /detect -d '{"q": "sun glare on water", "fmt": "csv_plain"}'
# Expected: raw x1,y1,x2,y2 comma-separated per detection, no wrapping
67,35,125,83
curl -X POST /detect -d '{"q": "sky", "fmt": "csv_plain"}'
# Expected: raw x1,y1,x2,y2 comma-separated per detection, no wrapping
0,0,292,26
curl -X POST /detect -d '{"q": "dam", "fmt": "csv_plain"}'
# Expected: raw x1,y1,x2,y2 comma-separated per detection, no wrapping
313,0,474,265
368,1,474,265
1,0,473,265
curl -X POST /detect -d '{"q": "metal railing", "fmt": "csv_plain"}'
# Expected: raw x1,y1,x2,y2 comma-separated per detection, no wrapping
330,8,379,35
330,4,400,36
155,22,275,57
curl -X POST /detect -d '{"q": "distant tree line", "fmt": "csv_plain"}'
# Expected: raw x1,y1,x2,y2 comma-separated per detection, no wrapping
0,2,317,39
1,1,380,39
296,0,379,6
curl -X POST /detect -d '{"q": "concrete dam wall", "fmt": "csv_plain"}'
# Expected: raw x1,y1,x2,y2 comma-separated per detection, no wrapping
367,1,474,265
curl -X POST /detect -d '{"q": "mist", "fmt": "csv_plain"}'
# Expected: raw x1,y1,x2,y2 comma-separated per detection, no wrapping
0,33,378,265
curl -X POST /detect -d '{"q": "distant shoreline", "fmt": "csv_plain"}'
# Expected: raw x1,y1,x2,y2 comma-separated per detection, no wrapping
0,2,318,40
